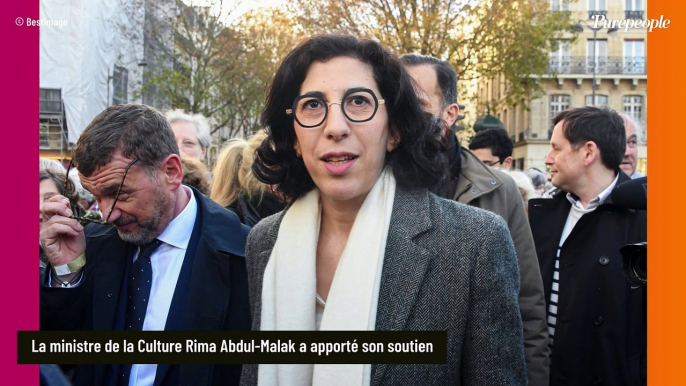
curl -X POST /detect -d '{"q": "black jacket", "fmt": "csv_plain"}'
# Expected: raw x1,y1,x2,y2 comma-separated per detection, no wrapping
529,172,647,386
41,187,252,386
226,192,286,227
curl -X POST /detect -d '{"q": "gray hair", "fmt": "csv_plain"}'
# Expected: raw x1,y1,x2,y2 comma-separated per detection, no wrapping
500,169,537,210
165,109,211,149
618,112,645,144
39,158,66,174
525,167,547,189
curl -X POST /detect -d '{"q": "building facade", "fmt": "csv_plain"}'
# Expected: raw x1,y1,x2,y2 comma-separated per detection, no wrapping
477,0,647,173
39,0,172,163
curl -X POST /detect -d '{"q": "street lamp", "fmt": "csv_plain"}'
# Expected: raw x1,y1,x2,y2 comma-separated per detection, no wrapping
572,21,618,105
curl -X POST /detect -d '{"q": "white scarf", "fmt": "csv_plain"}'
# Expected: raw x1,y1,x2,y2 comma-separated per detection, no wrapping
258,169,396,386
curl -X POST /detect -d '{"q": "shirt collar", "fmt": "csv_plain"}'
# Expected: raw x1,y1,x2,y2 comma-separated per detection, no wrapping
566,173,620,210
156,185,197,250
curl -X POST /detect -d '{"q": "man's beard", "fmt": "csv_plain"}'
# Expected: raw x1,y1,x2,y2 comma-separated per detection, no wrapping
115,187,175,246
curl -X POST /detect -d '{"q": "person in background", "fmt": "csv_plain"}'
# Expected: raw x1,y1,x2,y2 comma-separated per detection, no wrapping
211,138,244,207
241,34,525,386
526,167,548,198
468,127,514,170
401,53,549,386
529,106,646,385
500,169,537,211
617,112,645,178
166,109,211,162
40,170,101,226
210,131,286,226
39,170,100,276
180,153,211,195
67,167,97,212
544,172,555,195
40,158,66,174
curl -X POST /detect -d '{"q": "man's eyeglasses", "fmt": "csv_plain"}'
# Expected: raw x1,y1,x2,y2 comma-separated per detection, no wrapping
64,157,139,224
481,159,502,167
286,87,385,128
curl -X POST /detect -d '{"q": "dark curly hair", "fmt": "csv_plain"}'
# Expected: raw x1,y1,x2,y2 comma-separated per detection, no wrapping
253,34,447,200
469,128,514,164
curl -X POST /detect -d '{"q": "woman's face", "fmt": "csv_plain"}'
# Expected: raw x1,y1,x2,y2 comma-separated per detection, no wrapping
293,56,396,206
40,178,60,225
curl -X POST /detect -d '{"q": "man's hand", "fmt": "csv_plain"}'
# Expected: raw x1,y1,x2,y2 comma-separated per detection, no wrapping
40,195,86,268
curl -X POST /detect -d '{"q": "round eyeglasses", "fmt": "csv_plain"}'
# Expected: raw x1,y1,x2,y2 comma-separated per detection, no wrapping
286,87,385,128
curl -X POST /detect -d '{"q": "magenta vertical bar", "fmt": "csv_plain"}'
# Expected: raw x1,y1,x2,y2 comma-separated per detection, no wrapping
2,0,39,384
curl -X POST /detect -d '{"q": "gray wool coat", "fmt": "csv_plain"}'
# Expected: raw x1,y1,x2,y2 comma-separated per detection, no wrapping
240,187,527,386
452,148,549,386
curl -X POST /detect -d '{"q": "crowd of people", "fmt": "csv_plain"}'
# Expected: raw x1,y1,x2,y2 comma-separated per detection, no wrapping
39,34,647,386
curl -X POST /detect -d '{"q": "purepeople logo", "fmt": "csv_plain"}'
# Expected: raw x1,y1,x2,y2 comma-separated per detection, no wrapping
591,14,670,32
15,17,68,28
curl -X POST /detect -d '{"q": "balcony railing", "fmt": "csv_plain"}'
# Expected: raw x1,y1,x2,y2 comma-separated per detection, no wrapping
547,56,646,75
517,130,550,142
588,10,607,19
40,118,68,150
552,10,571,19
625,10,644,19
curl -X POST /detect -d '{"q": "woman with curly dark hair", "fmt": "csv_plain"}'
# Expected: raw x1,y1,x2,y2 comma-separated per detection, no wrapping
242,34,526,386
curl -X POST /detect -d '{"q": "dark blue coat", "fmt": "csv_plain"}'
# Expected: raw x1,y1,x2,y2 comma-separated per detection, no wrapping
41,187,251,386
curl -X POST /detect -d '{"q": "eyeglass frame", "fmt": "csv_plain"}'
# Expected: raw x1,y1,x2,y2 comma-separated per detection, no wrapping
480,158,503,167
64,157,140,224
285,87,386,128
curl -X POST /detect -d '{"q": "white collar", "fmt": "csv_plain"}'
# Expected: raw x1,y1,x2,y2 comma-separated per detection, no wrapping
566,173,619,210
156,185,197,250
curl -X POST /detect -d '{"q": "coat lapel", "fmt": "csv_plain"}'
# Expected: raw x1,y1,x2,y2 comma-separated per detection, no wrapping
88,228,133,386
91,229,132,331
371,188,434,386
154,206,204,386
528,193,570,306
176,189,249,386
181,191,247,332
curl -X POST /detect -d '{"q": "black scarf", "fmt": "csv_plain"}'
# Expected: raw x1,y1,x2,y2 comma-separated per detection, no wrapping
434,132,462,199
